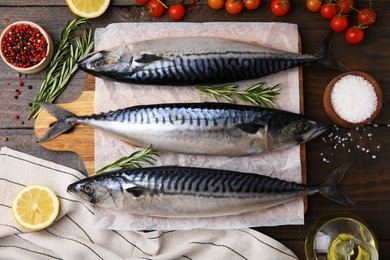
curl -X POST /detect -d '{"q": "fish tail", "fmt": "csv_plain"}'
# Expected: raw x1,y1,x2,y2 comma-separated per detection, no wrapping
35,101,77,143
315,31,351,72
320,162,356,206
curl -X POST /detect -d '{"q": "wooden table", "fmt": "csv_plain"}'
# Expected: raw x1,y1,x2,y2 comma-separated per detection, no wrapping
0,1,389,259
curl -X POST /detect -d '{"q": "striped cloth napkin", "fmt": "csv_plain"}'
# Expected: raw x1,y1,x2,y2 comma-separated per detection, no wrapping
0,147,298,260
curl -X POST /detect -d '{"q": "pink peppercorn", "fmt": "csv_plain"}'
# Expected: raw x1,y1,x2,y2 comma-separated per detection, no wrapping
1,24,47,68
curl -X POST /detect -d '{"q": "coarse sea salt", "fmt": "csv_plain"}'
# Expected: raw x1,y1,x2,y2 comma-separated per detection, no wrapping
331,75,377,123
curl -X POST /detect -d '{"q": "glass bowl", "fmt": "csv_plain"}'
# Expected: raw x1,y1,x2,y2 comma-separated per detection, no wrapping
305,213,378,260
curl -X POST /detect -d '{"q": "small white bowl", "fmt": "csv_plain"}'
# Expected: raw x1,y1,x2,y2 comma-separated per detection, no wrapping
323,71,382,128
0,21,54,74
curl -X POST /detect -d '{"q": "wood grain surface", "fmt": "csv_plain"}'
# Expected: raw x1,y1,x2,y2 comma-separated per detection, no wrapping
34,75,96,175
1,1,389,259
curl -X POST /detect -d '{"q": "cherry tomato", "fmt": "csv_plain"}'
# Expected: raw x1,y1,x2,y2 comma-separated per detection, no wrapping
270,0,291,17
320,3,337,19
208,0,225,10
225,0,244,15
337,0,354,14
330,16,349,32
357,8,376,26
345,26,364,45
168,3,185,20
306,0,322,12
244,0,261,10
147,0,166,17
136,0,149,4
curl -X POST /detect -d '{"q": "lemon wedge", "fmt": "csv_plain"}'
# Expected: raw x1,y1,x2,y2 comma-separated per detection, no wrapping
66,0,110,18
12,184,60,231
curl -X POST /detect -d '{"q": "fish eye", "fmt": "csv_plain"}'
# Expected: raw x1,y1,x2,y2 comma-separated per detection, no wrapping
94,60,103,68
298,122,309,131
83,184,94,195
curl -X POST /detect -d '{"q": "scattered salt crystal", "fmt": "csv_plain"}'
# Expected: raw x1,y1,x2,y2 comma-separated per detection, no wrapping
372,155,376,159
357,145,360,148
348,149,351,153
320,153,323,156
323,158,327,162
366,150,369,153
374,124,378,127
368,133,373,137
377,145,380,149
328,133,333,137
334,125,339,131
362,148,366,151
342,143,345,147
330,75,377,123
347,133,351,137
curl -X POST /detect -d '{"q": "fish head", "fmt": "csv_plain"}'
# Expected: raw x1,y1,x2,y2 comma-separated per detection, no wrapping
77,46,132,76
269,113,327,150
67,177,120,208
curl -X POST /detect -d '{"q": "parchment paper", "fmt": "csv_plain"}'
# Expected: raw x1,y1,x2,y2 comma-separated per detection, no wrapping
93,22,303,230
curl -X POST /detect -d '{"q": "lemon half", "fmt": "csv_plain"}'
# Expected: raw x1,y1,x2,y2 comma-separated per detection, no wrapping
12,184,60,231
66,0,110,18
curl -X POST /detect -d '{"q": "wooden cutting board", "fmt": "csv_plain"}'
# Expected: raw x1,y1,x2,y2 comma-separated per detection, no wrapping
34,75,96,175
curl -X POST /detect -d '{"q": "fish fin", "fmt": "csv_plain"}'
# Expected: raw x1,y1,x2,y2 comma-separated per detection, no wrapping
126,187,148,197
134,53,164,63
235,122,265,134
320,162,356,206
315,31,351,72
35,101,77,143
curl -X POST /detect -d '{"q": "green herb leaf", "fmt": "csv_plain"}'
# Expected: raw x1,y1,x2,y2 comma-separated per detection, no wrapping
28,18,93,119
196,82,281,107
95,145,160,174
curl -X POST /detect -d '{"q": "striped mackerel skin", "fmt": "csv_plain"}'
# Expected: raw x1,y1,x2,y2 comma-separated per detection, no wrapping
81,37,319,85
70,103,306,156
80,166,315,218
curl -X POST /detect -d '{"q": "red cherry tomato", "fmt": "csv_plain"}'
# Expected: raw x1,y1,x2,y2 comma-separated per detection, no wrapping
337,0,354,14
320,3,337,19
168,3,185,20
357,8,376,26
136,0,149,4
147,0,166,17
208,0,225,10
244,0,261,10
270,0,291,17
306,0,322,12
345,26,365,45
330,16,349,32
225,0,244,15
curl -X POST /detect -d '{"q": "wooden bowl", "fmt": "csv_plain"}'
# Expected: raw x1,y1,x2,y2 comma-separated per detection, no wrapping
323,71,382,128
0,21,54,74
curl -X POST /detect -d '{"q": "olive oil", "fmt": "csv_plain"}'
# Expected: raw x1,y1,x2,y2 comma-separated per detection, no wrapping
305,213,378,260
327,233,377,260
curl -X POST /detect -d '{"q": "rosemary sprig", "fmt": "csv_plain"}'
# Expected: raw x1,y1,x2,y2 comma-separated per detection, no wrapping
28,18,94,119
197,82,281,108
95,145,160,174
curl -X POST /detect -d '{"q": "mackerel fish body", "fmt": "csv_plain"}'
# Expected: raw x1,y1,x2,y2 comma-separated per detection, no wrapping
41,102,327,156
77,37,321,85
67,166,314,217
67,164,354,218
